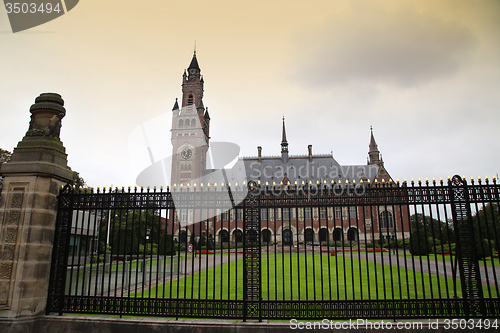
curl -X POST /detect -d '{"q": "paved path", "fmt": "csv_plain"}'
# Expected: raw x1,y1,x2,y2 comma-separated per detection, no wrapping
338,249,499,290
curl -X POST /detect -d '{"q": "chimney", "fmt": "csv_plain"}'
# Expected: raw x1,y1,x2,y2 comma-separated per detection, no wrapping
308,145,312,162
258,146,262,163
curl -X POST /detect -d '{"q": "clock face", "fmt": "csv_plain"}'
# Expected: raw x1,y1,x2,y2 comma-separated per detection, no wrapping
181,148,192,160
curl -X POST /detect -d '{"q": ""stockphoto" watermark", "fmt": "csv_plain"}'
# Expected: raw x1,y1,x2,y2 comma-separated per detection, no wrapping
289,318,499,330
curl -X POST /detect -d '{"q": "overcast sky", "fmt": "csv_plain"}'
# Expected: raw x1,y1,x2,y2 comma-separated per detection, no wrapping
1,0,499,187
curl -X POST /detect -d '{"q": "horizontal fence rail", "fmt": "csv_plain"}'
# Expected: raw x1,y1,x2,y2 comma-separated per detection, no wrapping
47,176,500,320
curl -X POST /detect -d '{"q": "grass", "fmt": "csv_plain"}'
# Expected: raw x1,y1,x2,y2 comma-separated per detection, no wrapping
130,254,498,300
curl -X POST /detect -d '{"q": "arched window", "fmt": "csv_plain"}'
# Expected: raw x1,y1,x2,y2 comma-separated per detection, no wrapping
219,230,229,244
191,119,196,127
179,231,187,244
319,228,329,243
178,119,184,128
379,211,394,229
347,228,358,241
233,230,243,244
187,94,194,105
333,228,343,242
262,229,272,243
283,229,293,246
304,229,314,243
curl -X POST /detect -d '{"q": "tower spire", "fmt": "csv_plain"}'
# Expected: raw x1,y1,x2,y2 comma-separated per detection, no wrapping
172,98,179,111
368,126,380,164
188,49,200,71
281,117,289,164
281,116,288,152
369,126,378,152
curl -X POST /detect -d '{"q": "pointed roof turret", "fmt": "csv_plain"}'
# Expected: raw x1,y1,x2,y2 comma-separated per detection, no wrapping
368,126,381,165
281,117,289,164
188,51,200,70
369,126,378,152
172,98,179,111
204,107,210,119
281,116,288,151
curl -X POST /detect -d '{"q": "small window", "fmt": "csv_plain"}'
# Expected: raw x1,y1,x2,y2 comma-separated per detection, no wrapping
261,208,269,220
349,207,357,218
283,208,290,220
305,207,311,220
319,207,326,219
379,211,394,229
334,207,341,219
187,94,194,105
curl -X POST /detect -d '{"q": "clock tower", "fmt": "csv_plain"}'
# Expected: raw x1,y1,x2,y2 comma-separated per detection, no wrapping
170,51,211,185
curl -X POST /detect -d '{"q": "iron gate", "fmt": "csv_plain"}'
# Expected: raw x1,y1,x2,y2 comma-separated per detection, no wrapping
47,176,500,319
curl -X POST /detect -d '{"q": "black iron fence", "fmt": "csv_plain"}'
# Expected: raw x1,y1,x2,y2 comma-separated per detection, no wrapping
47,176,500,320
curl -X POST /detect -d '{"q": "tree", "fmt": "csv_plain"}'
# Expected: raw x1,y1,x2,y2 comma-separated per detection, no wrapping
68,168,86,188
189,232,197,250
158,232,176,255
107,205,165,256
206,234,215,250
0,148,12,192
472,203,500,253
409,229,431,255
409,214,454,256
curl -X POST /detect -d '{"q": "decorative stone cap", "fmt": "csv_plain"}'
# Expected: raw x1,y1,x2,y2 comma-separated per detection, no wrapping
26,93,65,139
30,93,66,115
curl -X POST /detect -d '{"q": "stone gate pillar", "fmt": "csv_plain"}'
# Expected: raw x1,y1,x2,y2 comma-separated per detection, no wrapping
0,93,73,318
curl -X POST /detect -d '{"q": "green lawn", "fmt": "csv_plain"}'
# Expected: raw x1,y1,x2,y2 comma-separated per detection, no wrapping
130,254,498,300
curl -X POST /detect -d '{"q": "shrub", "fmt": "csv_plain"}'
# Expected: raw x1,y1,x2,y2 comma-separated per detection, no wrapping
206,234,215,250
111,229,140,255
385,239,410,249
409,229,431,256
433,243,456,254
158,233,176,256
138,243,157,256
475,238,493,259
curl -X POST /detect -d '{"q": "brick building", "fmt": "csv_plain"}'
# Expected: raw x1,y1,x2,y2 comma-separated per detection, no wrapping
169,52,408,246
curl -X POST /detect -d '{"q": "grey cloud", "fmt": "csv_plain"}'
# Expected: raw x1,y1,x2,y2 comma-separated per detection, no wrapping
291,4,478,88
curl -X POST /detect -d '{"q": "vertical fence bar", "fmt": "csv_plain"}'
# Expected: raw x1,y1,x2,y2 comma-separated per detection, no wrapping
243,181,261,321
449,175,485,317
47,185,74,315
